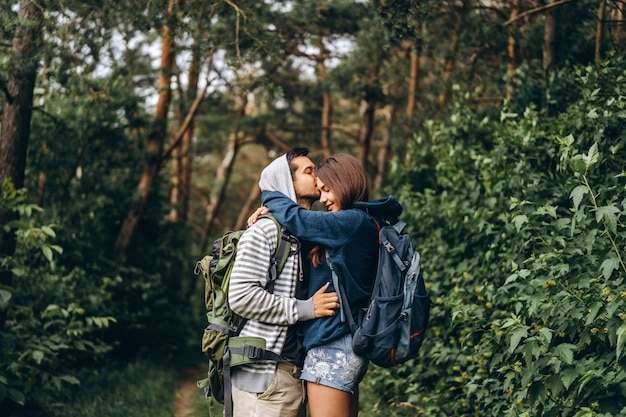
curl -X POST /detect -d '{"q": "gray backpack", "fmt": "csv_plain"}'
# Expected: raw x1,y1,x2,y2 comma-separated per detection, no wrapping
334,219,430,368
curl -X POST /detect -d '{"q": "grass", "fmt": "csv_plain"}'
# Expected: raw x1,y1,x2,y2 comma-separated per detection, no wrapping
48,359,183,417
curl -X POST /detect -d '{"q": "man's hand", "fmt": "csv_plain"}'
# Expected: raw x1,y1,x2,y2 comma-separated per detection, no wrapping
311,282,340,318
247,206,270,226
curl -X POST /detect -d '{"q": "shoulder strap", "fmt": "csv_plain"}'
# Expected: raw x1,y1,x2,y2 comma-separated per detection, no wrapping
259,214,300,292
325,251,357,334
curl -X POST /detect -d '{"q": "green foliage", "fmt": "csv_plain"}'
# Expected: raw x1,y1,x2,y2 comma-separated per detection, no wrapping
0,180,116,416
363,58,626,416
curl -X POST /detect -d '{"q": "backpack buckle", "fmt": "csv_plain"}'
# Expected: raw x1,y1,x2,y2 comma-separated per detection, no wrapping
383,241,395,254
242,345,264,360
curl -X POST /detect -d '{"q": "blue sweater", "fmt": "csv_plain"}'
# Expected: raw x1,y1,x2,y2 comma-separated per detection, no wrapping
262,191,403,350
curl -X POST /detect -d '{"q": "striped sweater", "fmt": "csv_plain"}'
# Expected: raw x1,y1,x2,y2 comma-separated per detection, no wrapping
228,217,315,393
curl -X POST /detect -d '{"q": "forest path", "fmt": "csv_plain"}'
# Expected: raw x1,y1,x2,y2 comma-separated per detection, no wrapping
174,364,204,417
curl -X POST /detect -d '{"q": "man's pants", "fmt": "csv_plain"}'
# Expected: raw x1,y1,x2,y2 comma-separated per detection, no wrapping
231,362,306,417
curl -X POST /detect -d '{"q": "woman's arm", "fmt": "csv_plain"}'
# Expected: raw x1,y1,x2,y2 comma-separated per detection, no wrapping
262,191,362,248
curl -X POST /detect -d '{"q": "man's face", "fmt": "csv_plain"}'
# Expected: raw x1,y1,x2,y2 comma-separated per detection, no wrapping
291,156,320,203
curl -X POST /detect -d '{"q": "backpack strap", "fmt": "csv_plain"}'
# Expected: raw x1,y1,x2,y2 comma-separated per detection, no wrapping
260,214,300,291
326,251,358,335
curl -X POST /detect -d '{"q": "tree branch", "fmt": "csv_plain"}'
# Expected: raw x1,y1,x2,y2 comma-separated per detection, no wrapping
503,0,574,27
161,78,209,161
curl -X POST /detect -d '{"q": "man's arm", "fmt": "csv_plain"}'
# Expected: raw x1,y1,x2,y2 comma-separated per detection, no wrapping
228,219,338,324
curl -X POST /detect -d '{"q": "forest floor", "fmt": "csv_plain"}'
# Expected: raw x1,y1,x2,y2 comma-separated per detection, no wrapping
174,364,204,417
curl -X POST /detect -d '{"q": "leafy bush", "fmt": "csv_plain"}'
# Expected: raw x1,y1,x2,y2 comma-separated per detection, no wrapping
364,59,626,416
0,180,116,416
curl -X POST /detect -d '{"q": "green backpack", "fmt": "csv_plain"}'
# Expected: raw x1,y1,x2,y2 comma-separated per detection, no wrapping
194,215,297,416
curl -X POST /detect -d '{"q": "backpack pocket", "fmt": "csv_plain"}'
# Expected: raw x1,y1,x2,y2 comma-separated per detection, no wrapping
201,326,229,360
353,293,404,365
395,274,430,363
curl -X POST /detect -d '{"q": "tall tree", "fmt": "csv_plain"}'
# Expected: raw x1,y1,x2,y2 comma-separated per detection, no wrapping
543,0,559,76
505,0,521,99
317,39,333,158
595,0,607,64
169,6,213,223
0,0,43,291
438,2,467,106
612,0,625,53
114,0,179,258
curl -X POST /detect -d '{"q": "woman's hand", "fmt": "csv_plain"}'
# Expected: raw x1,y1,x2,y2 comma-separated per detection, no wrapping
311,282,340,318
247,206,270,226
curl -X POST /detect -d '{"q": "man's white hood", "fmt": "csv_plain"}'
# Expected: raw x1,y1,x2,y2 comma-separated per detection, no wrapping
258,154,297,203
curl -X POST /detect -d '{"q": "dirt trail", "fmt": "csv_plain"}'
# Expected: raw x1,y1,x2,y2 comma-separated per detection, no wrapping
175,365,204,417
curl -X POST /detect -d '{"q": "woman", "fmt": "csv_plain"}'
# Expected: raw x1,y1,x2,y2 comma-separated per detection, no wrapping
260,154,403,417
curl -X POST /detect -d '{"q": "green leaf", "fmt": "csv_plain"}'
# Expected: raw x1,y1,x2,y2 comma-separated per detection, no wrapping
585,302,603,326
554,343,576,365
569,155,586,174
573,407,595,417
32,350,44,364
536,205,557,218
512,214,528,232
538,327,553,345
8,388,25,405
578,370,597,395
0,289,11,310
616,324,626,360
58,375,80,385
41,225,56,237
561,368,579,390
42,245,53,262
595,204,620,233
509,326,528,353
505,273,518,285
570,185,588,210
600,257,619,279
583,142,599,169
587,108,599,119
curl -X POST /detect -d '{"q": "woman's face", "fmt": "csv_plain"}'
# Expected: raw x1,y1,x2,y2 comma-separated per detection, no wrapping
316,177,341,212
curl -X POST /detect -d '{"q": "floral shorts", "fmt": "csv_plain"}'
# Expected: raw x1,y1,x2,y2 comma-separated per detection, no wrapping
300,333,369,394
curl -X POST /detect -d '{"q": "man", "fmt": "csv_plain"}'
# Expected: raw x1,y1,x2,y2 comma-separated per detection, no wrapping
228,148,339,417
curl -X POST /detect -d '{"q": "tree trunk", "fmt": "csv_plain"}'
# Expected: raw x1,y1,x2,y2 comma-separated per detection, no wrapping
357,85,377,170
542,0,559,77
169,45,202,223
506,0,521,99
0,0,43,331
318,40,332,158
114,1,177,258
613,1,624,54
406,42,419,121
0,0,43,276
595,0,607,64
235,180,262,231
200,132,243,252
357,60,381,170
438,5,466,106
374,103,395,194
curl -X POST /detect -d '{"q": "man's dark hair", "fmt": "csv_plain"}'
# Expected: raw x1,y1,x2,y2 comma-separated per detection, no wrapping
285,147,310,179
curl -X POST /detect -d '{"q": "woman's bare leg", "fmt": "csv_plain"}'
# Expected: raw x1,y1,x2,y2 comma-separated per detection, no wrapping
308,382,357,417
